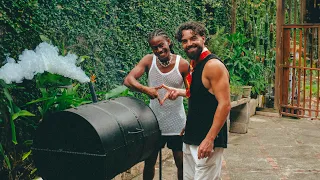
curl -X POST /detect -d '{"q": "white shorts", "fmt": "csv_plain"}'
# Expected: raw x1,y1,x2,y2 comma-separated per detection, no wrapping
183,143,224,180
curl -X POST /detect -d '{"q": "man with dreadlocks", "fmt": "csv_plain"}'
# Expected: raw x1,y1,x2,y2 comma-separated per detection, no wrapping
124,29,189,180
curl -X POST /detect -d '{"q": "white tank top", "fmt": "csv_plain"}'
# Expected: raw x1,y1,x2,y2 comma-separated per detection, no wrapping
148,54,186,135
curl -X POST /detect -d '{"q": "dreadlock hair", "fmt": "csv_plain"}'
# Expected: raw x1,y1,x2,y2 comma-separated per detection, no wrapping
175,21,207,43
147,29,175,54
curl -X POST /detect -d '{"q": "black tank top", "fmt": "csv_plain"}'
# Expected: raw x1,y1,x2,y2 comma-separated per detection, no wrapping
183,54,228,148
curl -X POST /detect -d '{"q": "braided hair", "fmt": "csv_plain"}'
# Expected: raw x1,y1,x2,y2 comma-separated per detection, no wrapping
148,29,175,54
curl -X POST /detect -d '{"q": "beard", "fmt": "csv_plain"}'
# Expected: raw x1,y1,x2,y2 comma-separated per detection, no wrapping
185,45,203,60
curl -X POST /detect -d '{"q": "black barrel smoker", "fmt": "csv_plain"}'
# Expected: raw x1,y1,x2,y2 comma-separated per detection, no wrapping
32,97,161,180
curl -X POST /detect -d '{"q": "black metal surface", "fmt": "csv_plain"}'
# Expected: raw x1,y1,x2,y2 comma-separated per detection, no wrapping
33,97,161,180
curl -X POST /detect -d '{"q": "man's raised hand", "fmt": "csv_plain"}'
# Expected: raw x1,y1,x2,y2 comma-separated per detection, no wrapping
159,84,181,105
144,85,162,102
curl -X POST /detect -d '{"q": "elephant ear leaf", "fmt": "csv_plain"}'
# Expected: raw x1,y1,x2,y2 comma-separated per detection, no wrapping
105,85,129,99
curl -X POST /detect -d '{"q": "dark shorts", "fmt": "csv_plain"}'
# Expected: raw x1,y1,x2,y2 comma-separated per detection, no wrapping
159,135,183,152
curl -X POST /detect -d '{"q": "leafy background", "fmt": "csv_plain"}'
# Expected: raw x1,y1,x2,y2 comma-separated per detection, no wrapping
1,0,232,94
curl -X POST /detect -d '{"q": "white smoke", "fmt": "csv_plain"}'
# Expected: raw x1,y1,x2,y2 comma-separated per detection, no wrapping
0,42,90,84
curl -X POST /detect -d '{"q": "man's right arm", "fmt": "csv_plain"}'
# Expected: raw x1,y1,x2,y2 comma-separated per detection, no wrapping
124,55,159,99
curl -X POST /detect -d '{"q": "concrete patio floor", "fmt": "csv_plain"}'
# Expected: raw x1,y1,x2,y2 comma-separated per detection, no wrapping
132,114,320,180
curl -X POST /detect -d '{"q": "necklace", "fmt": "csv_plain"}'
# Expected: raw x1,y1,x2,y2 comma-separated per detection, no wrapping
157,54,173,68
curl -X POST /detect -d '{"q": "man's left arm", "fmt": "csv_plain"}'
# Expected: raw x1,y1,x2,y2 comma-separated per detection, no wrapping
197,60,231,159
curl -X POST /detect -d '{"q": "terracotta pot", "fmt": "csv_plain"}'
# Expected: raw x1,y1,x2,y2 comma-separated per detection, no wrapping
242,86,252,98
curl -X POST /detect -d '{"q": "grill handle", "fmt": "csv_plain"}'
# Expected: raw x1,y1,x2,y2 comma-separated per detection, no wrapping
128,128,144,134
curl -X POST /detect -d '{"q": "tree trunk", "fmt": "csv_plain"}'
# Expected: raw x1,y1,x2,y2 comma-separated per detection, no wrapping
231,0,237,33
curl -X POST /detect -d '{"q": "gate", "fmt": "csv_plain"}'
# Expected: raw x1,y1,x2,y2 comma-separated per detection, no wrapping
280,25,320,119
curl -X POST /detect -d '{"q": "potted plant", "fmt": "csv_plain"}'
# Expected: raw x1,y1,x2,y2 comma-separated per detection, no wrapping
242,85,252,98
207,31,267,99
230,84,243,101
223,33,267,98
230,74,243,101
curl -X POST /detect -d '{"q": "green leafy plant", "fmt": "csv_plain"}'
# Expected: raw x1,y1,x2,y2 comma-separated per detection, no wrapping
207,26,227,57
229,74,243,101
230,85,243,101
0,81,37,180
35,72,73,89
103,85,134,100
248,61,267,95
26,74,91,118
230,84,243,96
224,33,251,84
223,32,266,96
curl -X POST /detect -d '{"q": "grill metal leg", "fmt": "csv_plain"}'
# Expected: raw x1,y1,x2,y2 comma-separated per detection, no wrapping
159,149,162,180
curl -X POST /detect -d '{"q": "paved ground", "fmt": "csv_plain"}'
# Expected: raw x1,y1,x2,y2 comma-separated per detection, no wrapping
133,114,320,180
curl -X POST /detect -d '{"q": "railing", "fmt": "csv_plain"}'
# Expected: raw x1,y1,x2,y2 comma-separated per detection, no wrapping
280,25,320,119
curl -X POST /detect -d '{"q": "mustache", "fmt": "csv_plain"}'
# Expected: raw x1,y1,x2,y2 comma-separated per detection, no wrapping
186,45,198,51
